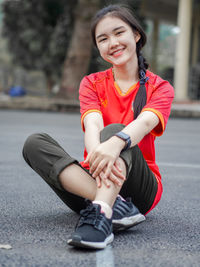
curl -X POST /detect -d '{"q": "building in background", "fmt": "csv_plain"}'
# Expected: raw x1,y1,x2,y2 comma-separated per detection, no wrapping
142,0,200,101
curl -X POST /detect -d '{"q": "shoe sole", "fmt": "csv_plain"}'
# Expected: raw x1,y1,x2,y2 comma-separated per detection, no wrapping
67,233,114,249
112,214,145,232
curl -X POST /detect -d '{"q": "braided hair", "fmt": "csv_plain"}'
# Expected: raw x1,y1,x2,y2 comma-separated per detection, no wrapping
91,4,149,119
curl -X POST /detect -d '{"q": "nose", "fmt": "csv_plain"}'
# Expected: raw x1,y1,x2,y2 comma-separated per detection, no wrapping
109,36,119,48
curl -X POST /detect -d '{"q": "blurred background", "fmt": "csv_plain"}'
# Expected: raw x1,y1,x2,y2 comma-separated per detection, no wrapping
0,0,199,104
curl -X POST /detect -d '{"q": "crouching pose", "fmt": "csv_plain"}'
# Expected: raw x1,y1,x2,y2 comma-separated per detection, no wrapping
23,4,174,249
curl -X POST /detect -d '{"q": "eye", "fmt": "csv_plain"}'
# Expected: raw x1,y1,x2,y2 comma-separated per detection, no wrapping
116,31,124,36
99,37,107,43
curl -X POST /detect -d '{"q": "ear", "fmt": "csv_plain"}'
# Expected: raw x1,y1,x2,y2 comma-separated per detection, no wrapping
134,32,141,43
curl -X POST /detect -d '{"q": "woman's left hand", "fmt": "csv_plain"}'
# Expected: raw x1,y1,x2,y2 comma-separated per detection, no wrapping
84,137,124,179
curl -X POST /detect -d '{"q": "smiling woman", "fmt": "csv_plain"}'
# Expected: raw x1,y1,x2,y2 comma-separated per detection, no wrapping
96,17,140,71
22,4,174,250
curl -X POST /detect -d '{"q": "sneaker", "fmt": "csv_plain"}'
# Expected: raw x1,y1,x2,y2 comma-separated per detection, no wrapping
67,202,114,249
112,196,145,232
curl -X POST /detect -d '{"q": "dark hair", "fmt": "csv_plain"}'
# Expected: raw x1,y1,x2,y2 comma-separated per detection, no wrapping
91,4,149,119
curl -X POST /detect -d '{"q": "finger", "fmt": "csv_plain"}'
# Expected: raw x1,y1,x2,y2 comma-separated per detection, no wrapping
100,172,110,188
92,159,107,178
114,159,122,172
108,172,122,187
85,150,98,166
112,165,126,180
90,155,106,175
84,151,92,164
96,176,101,188
89,156,102,174
104,162,114,179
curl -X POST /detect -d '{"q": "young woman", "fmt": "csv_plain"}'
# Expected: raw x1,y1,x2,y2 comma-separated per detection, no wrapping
23,5,174,249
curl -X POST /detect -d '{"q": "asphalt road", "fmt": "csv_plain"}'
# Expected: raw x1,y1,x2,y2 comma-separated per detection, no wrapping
0,110,199,267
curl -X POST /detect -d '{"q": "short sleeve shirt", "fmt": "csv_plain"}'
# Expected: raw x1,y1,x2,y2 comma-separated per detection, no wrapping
79,68,174,180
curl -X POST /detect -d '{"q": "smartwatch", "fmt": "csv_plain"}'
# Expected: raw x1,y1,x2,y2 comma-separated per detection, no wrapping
115,131,131,151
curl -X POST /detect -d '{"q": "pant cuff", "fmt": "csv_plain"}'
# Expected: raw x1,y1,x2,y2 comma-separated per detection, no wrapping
49,157,78,191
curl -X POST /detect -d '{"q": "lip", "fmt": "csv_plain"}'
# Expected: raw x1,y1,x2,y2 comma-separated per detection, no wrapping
110,48,125,57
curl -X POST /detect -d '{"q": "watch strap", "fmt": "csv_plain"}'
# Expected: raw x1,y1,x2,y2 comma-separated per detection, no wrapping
115,131,131,151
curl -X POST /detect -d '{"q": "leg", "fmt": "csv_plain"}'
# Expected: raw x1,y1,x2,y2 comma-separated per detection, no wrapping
23,133,96,213
67,125,127,248
120,145,158,215
99,123,159,215
92,124,127,207
60,124,127,210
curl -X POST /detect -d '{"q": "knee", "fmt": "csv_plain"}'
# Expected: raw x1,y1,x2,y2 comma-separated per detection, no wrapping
22,133,47,160
100,123,125,143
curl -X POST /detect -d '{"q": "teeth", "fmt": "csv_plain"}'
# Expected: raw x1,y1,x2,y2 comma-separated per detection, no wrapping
111,48,124,55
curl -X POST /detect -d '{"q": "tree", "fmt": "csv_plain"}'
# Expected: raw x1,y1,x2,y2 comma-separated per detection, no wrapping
2,0,145,98
2,0,77,92
59,0,101,99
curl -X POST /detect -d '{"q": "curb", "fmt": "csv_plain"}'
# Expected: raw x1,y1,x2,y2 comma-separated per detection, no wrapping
171,102,200,118
0,96,80,112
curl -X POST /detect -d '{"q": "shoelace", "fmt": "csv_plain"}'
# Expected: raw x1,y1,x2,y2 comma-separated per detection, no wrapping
76,204,101,228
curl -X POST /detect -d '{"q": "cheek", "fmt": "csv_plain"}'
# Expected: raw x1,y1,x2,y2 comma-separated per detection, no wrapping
98,44,107,57
127,38,137,51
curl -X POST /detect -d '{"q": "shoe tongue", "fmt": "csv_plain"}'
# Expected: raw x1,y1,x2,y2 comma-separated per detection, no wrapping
91,204,107,217
92,203,101,213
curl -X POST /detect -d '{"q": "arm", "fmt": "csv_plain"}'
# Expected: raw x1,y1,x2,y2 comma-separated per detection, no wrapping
88,110,159,179
84,112,104,153
84,112,125,187
118,110,159,148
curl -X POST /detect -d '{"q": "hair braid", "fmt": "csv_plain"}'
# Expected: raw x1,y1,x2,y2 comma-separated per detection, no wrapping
133,52,149,119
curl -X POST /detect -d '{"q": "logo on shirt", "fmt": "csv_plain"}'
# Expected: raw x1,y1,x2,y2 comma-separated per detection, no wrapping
100,98,108,107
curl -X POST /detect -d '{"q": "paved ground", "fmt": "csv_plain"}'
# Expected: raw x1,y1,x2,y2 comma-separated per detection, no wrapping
0,110,199,267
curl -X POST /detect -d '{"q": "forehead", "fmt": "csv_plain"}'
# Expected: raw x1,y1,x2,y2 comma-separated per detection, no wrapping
95,16,130,36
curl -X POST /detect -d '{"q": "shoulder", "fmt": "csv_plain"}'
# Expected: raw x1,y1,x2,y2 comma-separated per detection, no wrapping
81,68,112,84
146,70,174,96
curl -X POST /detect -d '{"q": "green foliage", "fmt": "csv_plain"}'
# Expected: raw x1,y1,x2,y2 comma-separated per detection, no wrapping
2,0,77,81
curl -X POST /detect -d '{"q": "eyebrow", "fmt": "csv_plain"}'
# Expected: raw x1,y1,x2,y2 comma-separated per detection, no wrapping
96,26,125,40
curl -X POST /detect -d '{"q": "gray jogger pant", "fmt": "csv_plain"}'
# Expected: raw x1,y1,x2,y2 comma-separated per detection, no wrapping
22,124,158,214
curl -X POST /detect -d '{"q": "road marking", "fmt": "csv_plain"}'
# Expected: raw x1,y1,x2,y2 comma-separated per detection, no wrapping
158,162,200,169
96,245,115,267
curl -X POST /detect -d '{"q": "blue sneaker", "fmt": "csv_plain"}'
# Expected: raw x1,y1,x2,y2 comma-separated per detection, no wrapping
112,196,145,232
67,202,114,249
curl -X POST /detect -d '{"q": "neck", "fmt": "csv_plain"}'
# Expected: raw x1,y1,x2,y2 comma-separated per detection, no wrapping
113,60,139,83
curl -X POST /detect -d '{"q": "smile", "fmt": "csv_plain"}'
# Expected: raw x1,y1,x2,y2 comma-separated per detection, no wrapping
110,48,125,57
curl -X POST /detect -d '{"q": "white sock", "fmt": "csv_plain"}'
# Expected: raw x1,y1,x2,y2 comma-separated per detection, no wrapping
118,194,125,201
93,200,112,219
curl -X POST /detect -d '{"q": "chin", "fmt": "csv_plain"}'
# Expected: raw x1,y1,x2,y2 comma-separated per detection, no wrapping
113,59,129,67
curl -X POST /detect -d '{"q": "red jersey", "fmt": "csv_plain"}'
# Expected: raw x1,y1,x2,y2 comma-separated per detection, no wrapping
79,68,174,180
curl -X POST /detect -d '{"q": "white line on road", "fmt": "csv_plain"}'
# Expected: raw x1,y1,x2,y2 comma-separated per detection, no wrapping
158,162,200,169
96,245,115,267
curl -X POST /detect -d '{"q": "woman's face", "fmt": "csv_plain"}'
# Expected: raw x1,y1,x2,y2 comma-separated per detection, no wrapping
95,15,141,67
